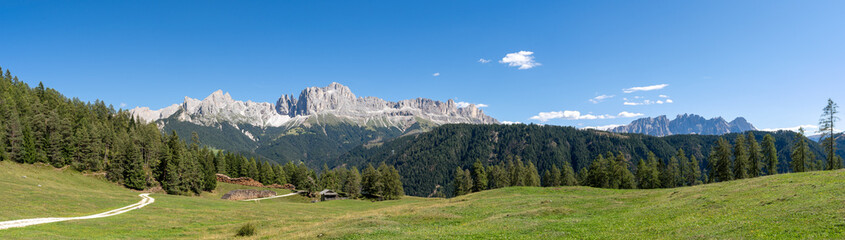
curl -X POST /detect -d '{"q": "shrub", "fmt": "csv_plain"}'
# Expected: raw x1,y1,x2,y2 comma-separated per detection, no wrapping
236,223,256,237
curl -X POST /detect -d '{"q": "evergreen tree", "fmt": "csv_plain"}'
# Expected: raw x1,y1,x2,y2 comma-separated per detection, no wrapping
509,158,525,186
733,135,749,180
524,161,541,187
747,132,762,177
542,170,552,187
123,142,146,190
380,164,403,200
343,166,361,198
453,167,472,196
587,155,609,188
361,163,382,197
471,160,487,192
714,138,733,182
488,163,509,189
274,164,287,185
576,167,589,186
260,161,275,185
687,156,702,186
819,99,841,170
561,161,577,186
762,134,779,175
791,128,809,173
663,156,680,188
614,153,636,189
550,164,561,187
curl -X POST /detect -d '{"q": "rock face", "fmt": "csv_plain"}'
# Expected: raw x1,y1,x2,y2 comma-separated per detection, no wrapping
221,189,277,201
609,114,757,136
130,82,497,130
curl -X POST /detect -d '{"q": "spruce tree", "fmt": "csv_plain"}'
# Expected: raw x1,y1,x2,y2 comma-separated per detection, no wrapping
587,155,609,188
688,156,702,185
453,167,471,196
747,132,762,177
733,134,749,180
819,99,840,170
762,134,779,175
714,138,733,182
471,160,487,192
510,158,525,186
615,153,636,189
274,165,287,184
123,142,146,190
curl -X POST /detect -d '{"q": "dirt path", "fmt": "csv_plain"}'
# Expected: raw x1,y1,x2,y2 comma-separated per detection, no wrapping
0,193,155,230
241,192,299,202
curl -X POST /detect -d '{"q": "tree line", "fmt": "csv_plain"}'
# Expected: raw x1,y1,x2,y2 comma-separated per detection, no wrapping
0,66,404,199
452,99,843,197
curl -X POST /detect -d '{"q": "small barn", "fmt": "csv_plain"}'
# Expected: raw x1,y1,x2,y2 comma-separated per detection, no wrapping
319,189,340,201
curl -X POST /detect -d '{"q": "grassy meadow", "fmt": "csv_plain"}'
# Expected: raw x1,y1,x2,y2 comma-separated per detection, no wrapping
1,161,844,239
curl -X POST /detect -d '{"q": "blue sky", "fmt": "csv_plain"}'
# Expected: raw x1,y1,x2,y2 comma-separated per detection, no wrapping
2,1,844,131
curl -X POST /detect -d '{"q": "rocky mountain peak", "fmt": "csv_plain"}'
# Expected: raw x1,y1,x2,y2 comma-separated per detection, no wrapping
610,113,757,136
129,82,498,130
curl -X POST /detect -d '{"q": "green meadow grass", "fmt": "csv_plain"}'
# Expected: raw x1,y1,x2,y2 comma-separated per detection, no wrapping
1,161,844,239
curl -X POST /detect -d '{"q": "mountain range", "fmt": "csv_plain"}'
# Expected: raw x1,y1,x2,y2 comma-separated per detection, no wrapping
609,114,757,136
129,83,497,165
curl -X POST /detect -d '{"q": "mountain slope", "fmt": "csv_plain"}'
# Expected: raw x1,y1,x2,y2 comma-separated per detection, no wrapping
3,160,844,239
610,113,757,136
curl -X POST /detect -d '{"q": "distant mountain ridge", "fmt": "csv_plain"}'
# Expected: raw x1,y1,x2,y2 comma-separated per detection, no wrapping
609,114,757,136
130,82,497,132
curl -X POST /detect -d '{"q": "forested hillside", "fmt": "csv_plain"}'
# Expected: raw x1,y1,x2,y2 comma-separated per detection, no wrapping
335,123,837,196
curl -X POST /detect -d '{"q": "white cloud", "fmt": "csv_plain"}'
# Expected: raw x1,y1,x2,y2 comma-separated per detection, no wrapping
761,125,819,132
617,111,644,118
501,121,521,125
433,72,440,77
120,103,127,108
659,95,669,98
589,94,615,104
623,84,669,93
582,124,624,131
456,101,488,108
478,58,491,63
623,99,673,106
530,110,643,122
500,51,540,69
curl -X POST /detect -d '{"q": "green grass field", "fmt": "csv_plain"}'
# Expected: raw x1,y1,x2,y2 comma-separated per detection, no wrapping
1,160,844,239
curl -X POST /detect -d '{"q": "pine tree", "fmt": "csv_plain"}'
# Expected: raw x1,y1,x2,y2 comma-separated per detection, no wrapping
791,128,808,173
733,135,749,180
762,134,778,175
471,160,487,192
714,138,733,182
819,99,840,170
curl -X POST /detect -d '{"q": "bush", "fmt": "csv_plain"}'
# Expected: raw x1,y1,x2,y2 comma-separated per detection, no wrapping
236,223,256,237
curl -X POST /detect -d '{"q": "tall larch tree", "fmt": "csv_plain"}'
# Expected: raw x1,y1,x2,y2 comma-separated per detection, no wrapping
471,160,487,192
791,128,809,173
819,98,840,170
